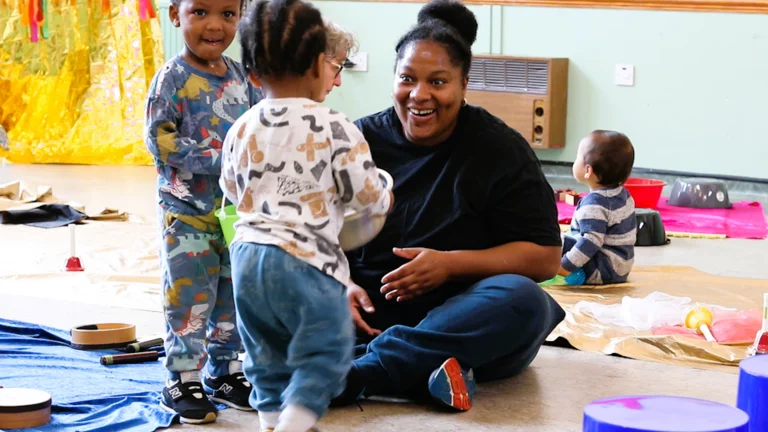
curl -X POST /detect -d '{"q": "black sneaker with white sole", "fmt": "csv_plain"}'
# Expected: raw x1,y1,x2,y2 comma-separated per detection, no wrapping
160,372,218,424
203,370,253,411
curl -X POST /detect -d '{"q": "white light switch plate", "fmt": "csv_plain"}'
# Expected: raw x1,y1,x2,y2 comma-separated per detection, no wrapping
347,52,368,72
615,64,634,86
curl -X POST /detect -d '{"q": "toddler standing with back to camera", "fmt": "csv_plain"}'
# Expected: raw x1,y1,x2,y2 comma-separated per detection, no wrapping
559,130,637,285
220,0,393,431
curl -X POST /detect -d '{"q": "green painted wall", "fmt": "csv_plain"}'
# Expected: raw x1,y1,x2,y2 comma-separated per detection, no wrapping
158,1,768,178
498,6,768,179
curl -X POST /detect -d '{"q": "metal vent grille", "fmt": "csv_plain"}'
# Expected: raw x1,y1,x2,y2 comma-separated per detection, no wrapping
468,58,549,94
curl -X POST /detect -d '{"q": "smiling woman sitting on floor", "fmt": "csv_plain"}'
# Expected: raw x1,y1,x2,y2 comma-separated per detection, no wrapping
333,0,566,411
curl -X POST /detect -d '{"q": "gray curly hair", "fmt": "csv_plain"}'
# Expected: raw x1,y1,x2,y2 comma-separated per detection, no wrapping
325,20,358,61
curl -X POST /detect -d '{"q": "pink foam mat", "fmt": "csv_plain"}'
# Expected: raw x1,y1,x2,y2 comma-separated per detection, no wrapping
557,198,768,239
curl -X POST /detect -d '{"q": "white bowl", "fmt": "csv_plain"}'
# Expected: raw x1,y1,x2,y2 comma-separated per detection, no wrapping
338,169,393,251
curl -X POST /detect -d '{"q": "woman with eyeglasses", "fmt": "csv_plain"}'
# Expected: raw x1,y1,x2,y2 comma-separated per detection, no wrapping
318,20,355,102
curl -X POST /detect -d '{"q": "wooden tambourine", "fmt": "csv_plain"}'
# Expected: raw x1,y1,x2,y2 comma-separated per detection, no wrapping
0,388,52,429
70,323,137,350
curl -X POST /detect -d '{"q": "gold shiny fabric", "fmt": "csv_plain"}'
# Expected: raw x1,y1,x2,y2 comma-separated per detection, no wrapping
0,0,163,165
546,266,768,372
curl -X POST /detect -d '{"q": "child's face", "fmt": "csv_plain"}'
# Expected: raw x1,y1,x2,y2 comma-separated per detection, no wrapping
170,0,240,65
573,137,593,185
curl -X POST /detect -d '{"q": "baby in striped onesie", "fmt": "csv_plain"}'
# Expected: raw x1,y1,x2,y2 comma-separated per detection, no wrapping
559,130,637,285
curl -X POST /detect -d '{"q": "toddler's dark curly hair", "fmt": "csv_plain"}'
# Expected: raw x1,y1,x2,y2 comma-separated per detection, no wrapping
586,130,635,187
239,0,327,78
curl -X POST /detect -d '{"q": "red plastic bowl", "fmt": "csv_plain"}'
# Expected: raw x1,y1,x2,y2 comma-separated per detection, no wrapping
624,177,666,209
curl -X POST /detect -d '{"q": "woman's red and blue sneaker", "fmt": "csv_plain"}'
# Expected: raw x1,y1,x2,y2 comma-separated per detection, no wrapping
427,357,476,411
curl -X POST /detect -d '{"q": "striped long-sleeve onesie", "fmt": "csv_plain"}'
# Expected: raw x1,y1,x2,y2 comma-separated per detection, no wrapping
561,186,637,284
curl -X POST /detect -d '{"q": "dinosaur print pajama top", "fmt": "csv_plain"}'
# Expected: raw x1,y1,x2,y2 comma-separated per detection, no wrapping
144,55,261,378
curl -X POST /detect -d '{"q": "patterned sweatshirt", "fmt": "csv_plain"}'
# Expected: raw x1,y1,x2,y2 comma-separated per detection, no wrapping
220,98,391,285
562,186,637,284
145,56,262,232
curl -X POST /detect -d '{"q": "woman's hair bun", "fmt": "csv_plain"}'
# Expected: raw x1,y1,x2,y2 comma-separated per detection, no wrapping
417,0,478,46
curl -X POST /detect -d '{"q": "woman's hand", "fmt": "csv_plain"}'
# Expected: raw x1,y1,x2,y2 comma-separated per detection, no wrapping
380,248,452,302
557,266,571,277
347,282,381,337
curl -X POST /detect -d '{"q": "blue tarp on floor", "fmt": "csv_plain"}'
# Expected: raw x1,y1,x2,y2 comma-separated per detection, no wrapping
0,318,177,431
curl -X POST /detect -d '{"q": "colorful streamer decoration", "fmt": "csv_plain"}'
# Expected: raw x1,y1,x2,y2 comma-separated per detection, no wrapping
14,0,59,42
30,0,39,42
41,0,49,39
15,0,157,42
137,0,157,21
0,0,166,165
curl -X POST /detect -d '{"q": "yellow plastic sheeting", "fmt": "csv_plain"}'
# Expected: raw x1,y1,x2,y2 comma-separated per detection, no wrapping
0,0,164,165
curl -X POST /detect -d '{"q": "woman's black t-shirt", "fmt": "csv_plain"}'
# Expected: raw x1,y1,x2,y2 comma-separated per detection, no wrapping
348,105,561,313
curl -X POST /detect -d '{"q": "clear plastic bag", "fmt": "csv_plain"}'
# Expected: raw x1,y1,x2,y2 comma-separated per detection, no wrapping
575,291,733,331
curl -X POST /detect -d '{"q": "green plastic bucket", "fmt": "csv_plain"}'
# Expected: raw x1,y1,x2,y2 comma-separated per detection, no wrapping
217,201,239,247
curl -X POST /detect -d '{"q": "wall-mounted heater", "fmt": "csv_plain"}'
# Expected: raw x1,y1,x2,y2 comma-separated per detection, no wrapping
466,55,569,149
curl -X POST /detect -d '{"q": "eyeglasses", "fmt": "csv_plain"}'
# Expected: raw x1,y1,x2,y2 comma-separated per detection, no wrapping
327,59,344,78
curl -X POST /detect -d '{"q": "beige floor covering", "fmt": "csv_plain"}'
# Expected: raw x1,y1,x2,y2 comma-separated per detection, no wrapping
1,163,768,431
547,266,768,371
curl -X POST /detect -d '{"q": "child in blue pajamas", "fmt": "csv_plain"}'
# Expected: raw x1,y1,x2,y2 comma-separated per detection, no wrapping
144,0,261,424
220,1,393,430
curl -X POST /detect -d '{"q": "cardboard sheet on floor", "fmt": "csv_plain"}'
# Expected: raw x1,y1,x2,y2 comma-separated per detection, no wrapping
557,199,768,239
3,213,766,372
545,266,768,372
0,222,162,312
0,180,131,222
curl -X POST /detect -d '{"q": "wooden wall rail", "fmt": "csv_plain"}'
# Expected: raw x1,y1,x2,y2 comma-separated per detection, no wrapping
332,0,768,14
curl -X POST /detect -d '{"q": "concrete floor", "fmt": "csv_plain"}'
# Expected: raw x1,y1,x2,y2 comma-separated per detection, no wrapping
1,164,767,431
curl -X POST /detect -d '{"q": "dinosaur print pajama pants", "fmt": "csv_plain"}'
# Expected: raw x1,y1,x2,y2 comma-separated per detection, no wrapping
160,213,241,379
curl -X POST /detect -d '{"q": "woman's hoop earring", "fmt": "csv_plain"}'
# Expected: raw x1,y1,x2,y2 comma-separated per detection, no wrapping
462,98,468,107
